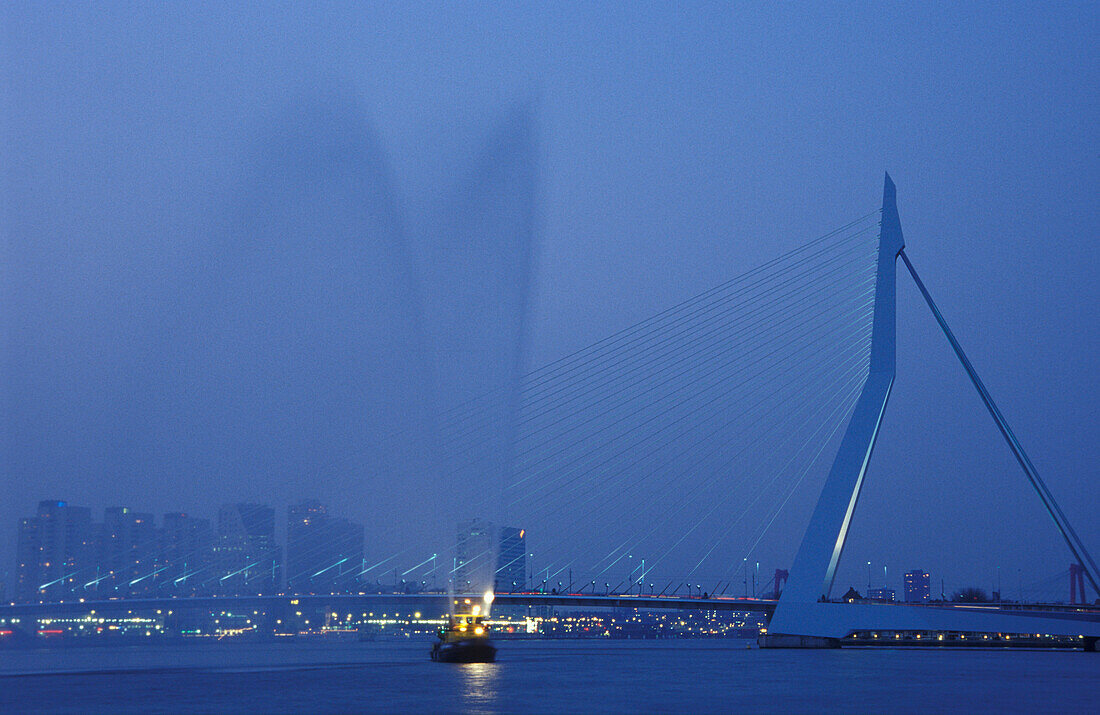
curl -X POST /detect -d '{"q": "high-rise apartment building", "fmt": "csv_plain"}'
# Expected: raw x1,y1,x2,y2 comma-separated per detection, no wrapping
286,500,364,594
287,500,328,593
160,512,213,596
214,503,281,595
497,527,527,592
455,519,527,592
904,570,931,603
455,518,494,592
14,500,96,603
14,516,40,602
100,506,157,597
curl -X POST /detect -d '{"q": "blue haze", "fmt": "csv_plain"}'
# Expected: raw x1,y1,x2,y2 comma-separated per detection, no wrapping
1,3,1097,598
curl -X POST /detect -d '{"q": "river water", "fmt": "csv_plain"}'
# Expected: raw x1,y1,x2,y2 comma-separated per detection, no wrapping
1,639,1094,713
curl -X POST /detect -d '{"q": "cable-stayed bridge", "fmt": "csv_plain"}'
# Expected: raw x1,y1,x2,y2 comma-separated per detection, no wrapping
764,175,1098,646
6,175,1098,649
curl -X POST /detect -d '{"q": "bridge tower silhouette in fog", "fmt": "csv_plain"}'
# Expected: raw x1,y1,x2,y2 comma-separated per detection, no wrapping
764,174,1099,647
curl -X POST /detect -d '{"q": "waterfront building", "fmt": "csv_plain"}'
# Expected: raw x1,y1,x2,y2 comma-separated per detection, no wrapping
867,587,895,602
100,507,158,597
455,518,494,592
455,519,527,593
497,527,527,592
286,500,364,594
325,517,364,592
904,570,931,603
214,503,281,595
287,500,328,593
14,500,96,603
14,501,96,602
160,512,213,596
14,516,39,602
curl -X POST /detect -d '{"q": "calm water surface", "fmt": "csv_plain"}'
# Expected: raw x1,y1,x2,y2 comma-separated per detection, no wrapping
1,640,1094,714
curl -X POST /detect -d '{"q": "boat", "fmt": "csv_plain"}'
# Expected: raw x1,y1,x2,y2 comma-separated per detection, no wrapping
431,597,497,663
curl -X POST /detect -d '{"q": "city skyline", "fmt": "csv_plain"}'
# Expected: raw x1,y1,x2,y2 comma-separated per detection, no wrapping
6,495,1082,607
12,497,537,602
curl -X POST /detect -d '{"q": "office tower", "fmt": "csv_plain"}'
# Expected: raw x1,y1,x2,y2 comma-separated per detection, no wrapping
14,500,95,603
455,518,494,592
214,503,281,595
14,516,40,602
497,527,527,592
287,500,365,594
100,507,158,597
904,570,931,603
160,512,214,596
287,500,328,593
326,516,365,593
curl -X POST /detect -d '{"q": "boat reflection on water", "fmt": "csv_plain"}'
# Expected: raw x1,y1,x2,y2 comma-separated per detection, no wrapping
458,661,500,711
431,592,498,663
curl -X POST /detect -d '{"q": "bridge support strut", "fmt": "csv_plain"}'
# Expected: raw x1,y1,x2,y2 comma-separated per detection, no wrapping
765,173,1100,646
899,251,1099,599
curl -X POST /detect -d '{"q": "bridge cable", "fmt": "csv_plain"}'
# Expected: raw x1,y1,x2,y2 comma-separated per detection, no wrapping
901,249,1100,598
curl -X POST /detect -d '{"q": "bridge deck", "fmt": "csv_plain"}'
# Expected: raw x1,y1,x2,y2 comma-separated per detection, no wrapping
3,593,1095,621
0,593,772,618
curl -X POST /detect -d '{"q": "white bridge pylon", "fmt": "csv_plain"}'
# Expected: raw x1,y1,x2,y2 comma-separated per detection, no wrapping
767,174,1100,645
